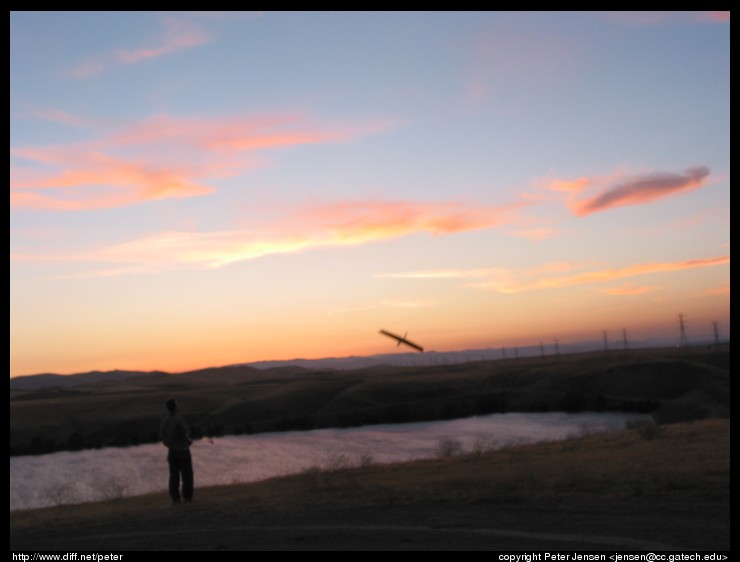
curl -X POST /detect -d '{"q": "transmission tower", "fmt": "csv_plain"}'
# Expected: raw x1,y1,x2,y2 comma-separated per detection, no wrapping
678,314,689,347
602,330,609,352
622,329,629,351
712,322,721,346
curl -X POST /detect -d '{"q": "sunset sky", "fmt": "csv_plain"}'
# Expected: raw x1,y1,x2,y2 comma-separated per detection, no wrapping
10,11,730,377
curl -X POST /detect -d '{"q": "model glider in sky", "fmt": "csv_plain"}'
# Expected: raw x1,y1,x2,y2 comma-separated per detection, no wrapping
379,329,424,353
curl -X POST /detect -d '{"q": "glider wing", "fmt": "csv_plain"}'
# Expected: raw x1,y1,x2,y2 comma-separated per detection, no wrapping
379,329,424,353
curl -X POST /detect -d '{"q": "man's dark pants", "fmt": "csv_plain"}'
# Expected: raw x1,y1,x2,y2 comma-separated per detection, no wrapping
167,448,193,502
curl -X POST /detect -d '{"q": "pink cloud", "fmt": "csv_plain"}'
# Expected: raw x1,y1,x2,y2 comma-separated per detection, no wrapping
705,285,730,296
11,113,381,211
701,11,730,23
106,114,348,152
67,54,109,78
11,148,214,210
542,166,711,216
464,27,578,109
114,18,210,63
604,11,730,26
67,18,210,77
32,108,103,128
605,12,682,26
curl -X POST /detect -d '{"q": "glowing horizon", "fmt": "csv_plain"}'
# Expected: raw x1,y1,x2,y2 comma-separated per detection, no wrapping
10,12,730,377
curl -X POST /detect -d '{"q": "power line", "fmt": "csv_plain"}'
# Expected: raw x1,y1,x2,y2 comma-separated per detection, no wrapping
678,313,689,347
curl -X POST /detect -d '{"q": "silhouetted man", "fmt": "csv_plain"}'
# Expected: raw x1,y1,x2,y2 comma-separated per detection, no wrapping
159,398,193,505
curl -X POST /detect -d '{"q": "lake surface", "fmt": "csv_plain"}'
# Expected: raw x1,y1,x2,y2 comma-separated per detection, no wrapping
10,411,649,511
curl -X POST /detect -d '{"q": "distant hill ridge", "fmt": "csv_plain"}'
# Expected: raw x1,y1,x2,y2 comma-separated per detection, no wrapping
8,370,169,390
10,337,698,390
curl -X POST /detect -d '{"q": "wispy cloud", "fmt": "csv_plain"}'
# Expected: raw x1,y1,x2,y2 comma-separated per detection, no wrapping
11,113,385,211
700,11,731,23
380,256,729,294
542,166,711,216
12,199,521,273
115,18,210,63
464,26,578,108
377,268,499,280
326,299,435,317
105,113,351,151
705,284,730,297
380,299,434,308
465,255,729,293
31,108,105,128
604,11,730,26
507,227,560,241
296,200,522,241
67,18,211,77
598,283,660,296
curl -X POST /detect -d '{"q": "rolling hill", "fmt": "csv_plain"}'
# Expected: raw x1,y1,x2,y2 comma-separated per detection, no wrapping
9,346,729,456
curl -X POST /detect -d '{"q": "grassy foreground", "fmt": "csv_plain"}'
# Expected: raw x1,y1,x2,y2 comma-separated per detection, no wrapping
11,417,729,525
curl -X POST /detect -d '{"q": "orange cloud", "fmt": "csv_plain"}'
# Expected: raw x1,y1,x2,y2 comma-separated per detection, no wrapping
379,256,729,293
13,199,519,272
542,166,711,216
304,200,520,242
11,150,214,210
11,113,379,211
466,255,729,293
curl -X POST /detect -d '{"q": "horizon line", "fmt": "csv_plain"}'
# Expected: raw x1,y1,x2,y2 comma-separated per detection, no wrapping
9,336,730,380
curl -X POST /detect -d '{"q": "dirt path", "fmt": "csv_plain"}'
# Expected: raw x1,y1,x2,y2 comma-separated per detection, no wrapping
11,496,729,551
